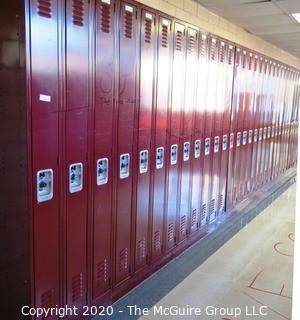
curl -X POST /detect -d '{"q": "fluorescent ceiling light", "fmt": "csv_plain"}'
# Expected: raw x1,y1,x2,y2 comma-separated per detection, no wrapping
291,13,300,23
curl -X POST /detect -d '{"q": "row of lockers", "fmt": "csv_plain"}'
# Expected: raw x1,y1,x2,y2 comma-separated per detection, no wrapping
26,0,299,313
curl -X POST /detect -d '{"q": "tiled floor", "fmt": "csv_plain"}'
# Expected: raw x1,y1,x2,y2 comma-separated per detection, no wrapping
140,184,296,320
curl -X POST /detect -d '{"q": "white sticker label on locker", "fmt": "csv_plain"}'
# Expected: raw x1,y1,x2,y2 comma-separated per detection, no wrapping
37,169,53,202
229,133,234,149
170,144,178,165
259,128,263,141
97,158,108,185
263,127,267,140
183,142,190,161
236,132,241,147
156,147,164,169
248,130,253,144
222,135,227,151
145,13,153,20
205,138,210,155
125,5,133,12
242,131,247,145
254,129,258,142
139,150,148,174
120,153,130,179
214,136,219,153
267,126,271,138
194,140,201,158
101,0,111,4
162,19,169,26
69,163,83,193
39,94,51,102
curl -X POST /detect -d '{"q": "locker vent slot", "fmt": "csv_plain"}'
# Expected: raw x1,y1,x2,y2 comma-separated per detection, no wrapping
144,17,152,43
41,289,53,309
218,194,223,210
167,223,174,242
210,39,217,60
97,259,108,286
72,0,84,26
154,230,161,251
228,48,234,64
72,273,83,302
124,9,133,39
180,215,186,234
137,239,146,261
161,24,168,48
220,43,225,62
175,30,183,51
119,248,128,272
188,33,196,54
199,35,207,57
100,1,111,33
201,204,206,221
37,0,52,18
209,199,215,214
191,209,197,227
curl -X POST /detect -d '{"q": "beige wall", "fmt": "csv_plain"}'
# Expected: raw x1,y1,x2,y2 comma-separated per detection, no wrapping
136,0,300,69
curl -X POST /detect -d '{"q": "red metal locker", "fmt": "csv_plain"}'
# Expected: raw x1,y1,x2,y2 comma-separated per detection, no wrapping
115,1,139,284
65,0,90,307
191,33,208,232
219,43,234,214
92,0,115,299
200,36,218,224
178,27,198,242
150,16,172,261
30,0,61,309
135,9,156,271
164,22,186,251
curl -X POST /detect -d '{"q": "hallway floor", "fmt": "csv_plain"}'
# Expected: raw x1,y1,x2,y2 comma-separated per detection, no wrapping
140,184,296,320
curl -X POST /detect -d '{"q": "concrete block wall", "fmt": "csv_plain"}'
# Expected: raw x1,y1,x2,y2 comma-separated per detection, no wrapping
136,0,300,69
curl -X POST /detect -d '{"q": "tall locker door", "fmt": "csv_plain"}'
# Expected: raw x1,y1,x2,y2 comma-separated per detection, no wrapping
178,27,198,242
191,33,208,232
249,56,260,192
165,22,185,251
200,37,217,224
115,2,138,284
30,0,60,309
65,0,89,307
151,17,171,261
226,47,241,211
92,0,115,299
210,39,225,220
135,9,156,271
219,44,234,214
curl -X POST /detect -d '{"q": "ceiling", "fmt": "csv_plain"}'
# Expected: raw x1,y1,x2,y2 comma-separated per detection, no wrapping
195,0,300,58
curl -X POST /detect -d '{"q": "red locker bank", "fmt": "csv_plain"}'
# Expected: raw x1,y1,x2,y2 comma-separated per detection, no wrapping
1,0,299,318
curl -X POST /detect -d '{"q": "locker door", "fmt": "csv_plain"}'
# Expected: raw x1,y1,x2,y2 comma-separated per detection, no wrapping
219,43,234,214
115,2,138,283
200,36,217,224
135,9,156,271
210,39,225,220
65,0,89,307
151,17,172,261
191,33,208,232
30,0,60,309
92,0,115,299
178,27,198,242
165,22,185,251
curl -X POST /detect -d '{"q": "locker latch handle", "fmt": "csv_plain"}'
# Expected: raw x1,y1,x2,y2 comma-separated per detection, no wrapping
97,158,108,185
69,163,83,193
37,169,53,202
194,140,201,158
139,150,148,174
120,153,130,179
170,144,178,165
183,142,190,161
156,147,164,169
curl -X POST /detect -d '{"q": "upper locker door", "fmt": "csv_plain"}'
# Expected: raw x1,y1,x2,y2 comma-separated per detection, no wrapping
30,0,60,309
190,33,208,233
135,9,156,272
219,43,234,215
92,0,115,299
151,17,172,262
165,22,185,252
115,2,138,284
65,0,89,308
178,27,198,243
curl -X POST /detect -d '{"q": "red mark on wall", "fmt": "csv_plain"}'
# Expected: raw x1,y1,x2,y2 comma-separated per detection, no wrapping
273,233,294,257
